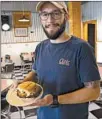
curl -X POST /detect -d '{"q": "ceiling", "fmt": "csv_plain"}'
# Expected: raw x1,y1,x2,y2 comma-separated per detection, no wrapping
1,1,89,12
1,1,38,12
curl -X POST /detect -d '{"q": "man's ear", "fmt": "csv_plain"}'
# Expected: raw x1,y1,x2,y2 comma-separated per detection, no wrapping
65,14,69,21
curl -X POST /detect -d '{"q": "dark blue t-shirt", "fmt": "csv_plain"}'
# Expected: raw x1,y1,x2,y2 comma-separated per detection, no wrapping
32,36,100,119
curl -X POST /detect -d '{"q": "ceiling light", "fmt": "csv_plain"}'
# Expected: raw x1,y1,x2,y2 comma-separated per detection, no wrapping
18,16,30,22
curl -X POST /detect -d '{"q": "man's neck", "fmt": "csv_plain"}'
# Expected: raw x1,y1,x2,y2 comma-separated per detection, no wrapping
50,32,71,44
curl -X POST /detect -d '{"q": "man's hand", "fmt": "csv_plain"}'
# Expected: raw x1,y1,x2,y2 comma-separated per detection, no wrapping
29,94,53,107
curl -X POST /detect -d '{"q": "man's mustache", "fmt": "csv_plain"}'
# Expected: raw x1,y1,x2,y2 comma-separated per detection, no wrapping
45,23,60,28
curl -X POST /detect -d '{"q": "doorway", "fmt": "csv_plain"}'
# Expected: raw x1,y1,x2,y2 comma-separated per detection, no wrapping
83,20,97,55
88,23,95,52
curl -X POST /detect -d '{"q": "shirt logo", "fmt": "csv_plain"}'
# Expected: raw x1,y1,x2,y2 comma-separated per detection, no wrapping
59,58,70,66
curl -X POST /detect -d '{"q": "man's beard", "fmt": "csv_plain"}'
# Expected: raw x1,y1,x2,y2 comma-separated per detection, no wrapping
42,19,66,40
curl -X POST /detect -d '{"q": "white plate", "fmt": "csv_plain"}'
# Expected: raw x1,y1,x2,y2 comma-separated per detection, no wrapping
6,84,43,107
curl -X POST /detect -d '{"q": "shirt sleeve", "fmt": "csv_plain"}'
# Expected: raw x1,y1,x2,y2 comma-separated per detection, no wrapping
78,42,101,83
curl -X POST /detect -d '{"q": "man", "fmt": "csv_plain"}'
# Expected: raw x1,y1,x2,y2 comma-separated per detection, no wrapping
15,2,101,119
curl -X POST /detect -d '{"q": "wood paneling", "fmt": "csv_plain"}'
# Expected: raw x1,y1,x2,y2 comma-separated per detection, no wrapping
13,11,31,28
83,23,88,41
68,2,81,38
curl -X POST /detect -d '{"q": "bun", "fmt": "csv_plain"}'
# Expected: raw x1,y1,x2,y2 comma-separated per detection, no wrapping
16,81,42,98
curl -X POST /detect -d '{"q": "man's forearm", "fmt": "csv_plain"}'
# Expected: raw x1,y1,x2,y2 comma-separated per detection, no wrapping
23,71,37,82
58,87,100,104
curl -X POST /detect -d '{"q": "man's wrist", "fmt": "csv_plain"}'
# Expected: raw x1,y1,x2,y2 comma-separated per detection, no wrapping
50,95,59,108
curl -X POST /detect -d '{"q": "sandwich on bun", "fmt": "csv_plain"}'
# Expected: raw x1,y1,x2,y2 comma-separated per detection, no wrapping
16,81,42,98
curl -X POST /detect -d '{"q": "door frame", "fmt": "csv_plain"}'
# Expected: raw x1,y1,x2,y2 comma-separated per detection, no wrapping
82,20,97,58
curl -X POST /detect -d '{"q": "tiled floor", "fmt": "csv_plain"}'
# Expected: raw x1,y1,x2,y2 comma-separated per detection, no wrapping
1,100,102,119
1,65,102,119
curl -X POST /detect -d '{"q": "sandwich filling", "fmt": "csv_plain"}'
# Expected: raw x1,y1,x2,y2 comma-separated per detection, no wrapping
16,81,42,98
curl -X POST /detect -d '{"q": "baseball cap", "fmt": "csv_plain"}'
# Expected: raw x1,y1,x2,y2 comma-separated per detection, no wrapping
36,1,68,14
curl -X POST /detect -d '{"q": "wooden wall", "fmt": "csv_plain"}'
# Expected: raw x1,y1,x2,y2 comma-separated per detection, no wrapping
68,2,81,38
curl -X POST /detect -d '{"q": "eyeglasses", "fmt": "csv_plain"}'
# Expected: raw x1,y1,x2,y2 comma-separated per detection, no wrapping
39,10,65,21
